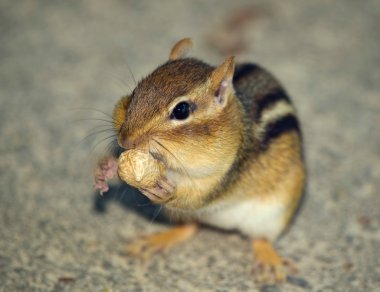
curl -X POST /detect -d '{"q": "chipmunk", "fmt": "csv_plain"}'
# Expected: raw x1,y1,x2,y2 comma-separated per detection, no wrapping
94,38,305,283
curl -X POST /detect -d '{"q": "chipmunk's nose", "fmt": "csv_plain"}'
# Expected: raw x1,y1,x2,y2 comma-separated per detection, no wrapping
121,138,136,150
118,131,135,150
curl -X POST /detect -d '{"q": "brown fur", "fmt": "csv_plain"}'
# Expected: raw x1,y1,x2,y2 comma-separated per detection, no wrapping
121,59,213,140
108,39,306,283
112,39,305,229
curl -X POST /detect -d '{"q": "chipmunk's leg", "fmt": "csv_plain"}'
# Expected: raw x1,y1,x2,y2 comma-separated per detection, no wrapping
252,238,298,283
94,156,118,194
127,223,198,261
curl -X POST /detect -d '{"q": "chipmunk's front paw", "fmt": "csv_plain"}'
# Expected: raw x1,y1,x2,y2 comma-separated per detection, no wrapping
94,156,118,194
252,239,298,284
139,176,176,203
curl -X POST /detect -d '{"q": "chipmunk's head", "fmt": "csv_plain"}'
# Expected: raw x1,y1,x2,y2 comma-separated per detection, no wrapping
113,38,242,181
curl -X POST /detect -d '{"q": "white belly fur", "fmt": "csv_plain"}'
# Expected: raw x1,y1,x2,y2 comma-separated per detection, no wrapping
194,197,287,240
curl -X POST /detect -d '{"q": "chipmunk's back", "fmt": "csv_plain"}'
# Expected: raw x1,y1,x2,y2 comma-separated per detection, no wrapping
233,63,301,150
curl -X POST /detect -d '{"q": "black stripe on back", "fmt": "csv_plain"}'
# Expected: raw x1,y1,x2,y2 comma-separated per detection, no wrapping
256,89,291,118
233,63,260,83
261,114,300,149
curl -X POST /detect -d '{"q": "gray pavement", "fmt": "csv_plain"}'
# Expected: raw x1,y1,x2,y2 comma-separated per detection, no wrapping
1,1,380,291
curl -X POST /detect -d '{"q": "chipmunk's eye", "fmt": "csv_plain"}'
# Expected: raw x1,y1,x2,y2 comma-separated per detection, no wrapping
170,101,190,120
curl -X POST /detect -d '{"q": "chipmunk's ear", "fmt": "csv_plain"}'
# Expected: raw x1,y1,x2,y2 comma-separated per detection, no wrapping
210,56,235,107
169,38,193,60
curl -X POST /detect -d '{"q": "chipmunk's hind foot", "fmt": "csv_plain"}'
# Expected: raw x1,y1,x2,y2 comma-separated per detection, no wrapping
252,239,298,283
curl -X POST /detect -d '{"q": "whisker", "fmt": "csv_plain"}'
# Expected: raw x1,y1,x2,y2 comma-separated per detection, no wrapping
113,181,124,203
136,203,153,208
151,205,163,224
72,107,115,120
73,118,119,125
152,139,178,168
105,139,120,156
87,134,118,159
151,138,194,184
87,124,115,130
94,134,117,148
71,108,121,127
80,128,116,144
126,63,137,86
110,72,133,93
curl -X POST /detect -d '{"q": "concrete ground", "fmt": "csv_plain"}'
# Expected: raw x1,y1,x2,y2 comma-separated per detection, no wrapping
1,1,379,291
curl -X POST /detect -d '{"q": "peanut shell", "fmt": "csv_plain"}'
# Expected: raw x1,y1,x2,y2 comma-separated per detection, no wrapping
118,149,162,189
